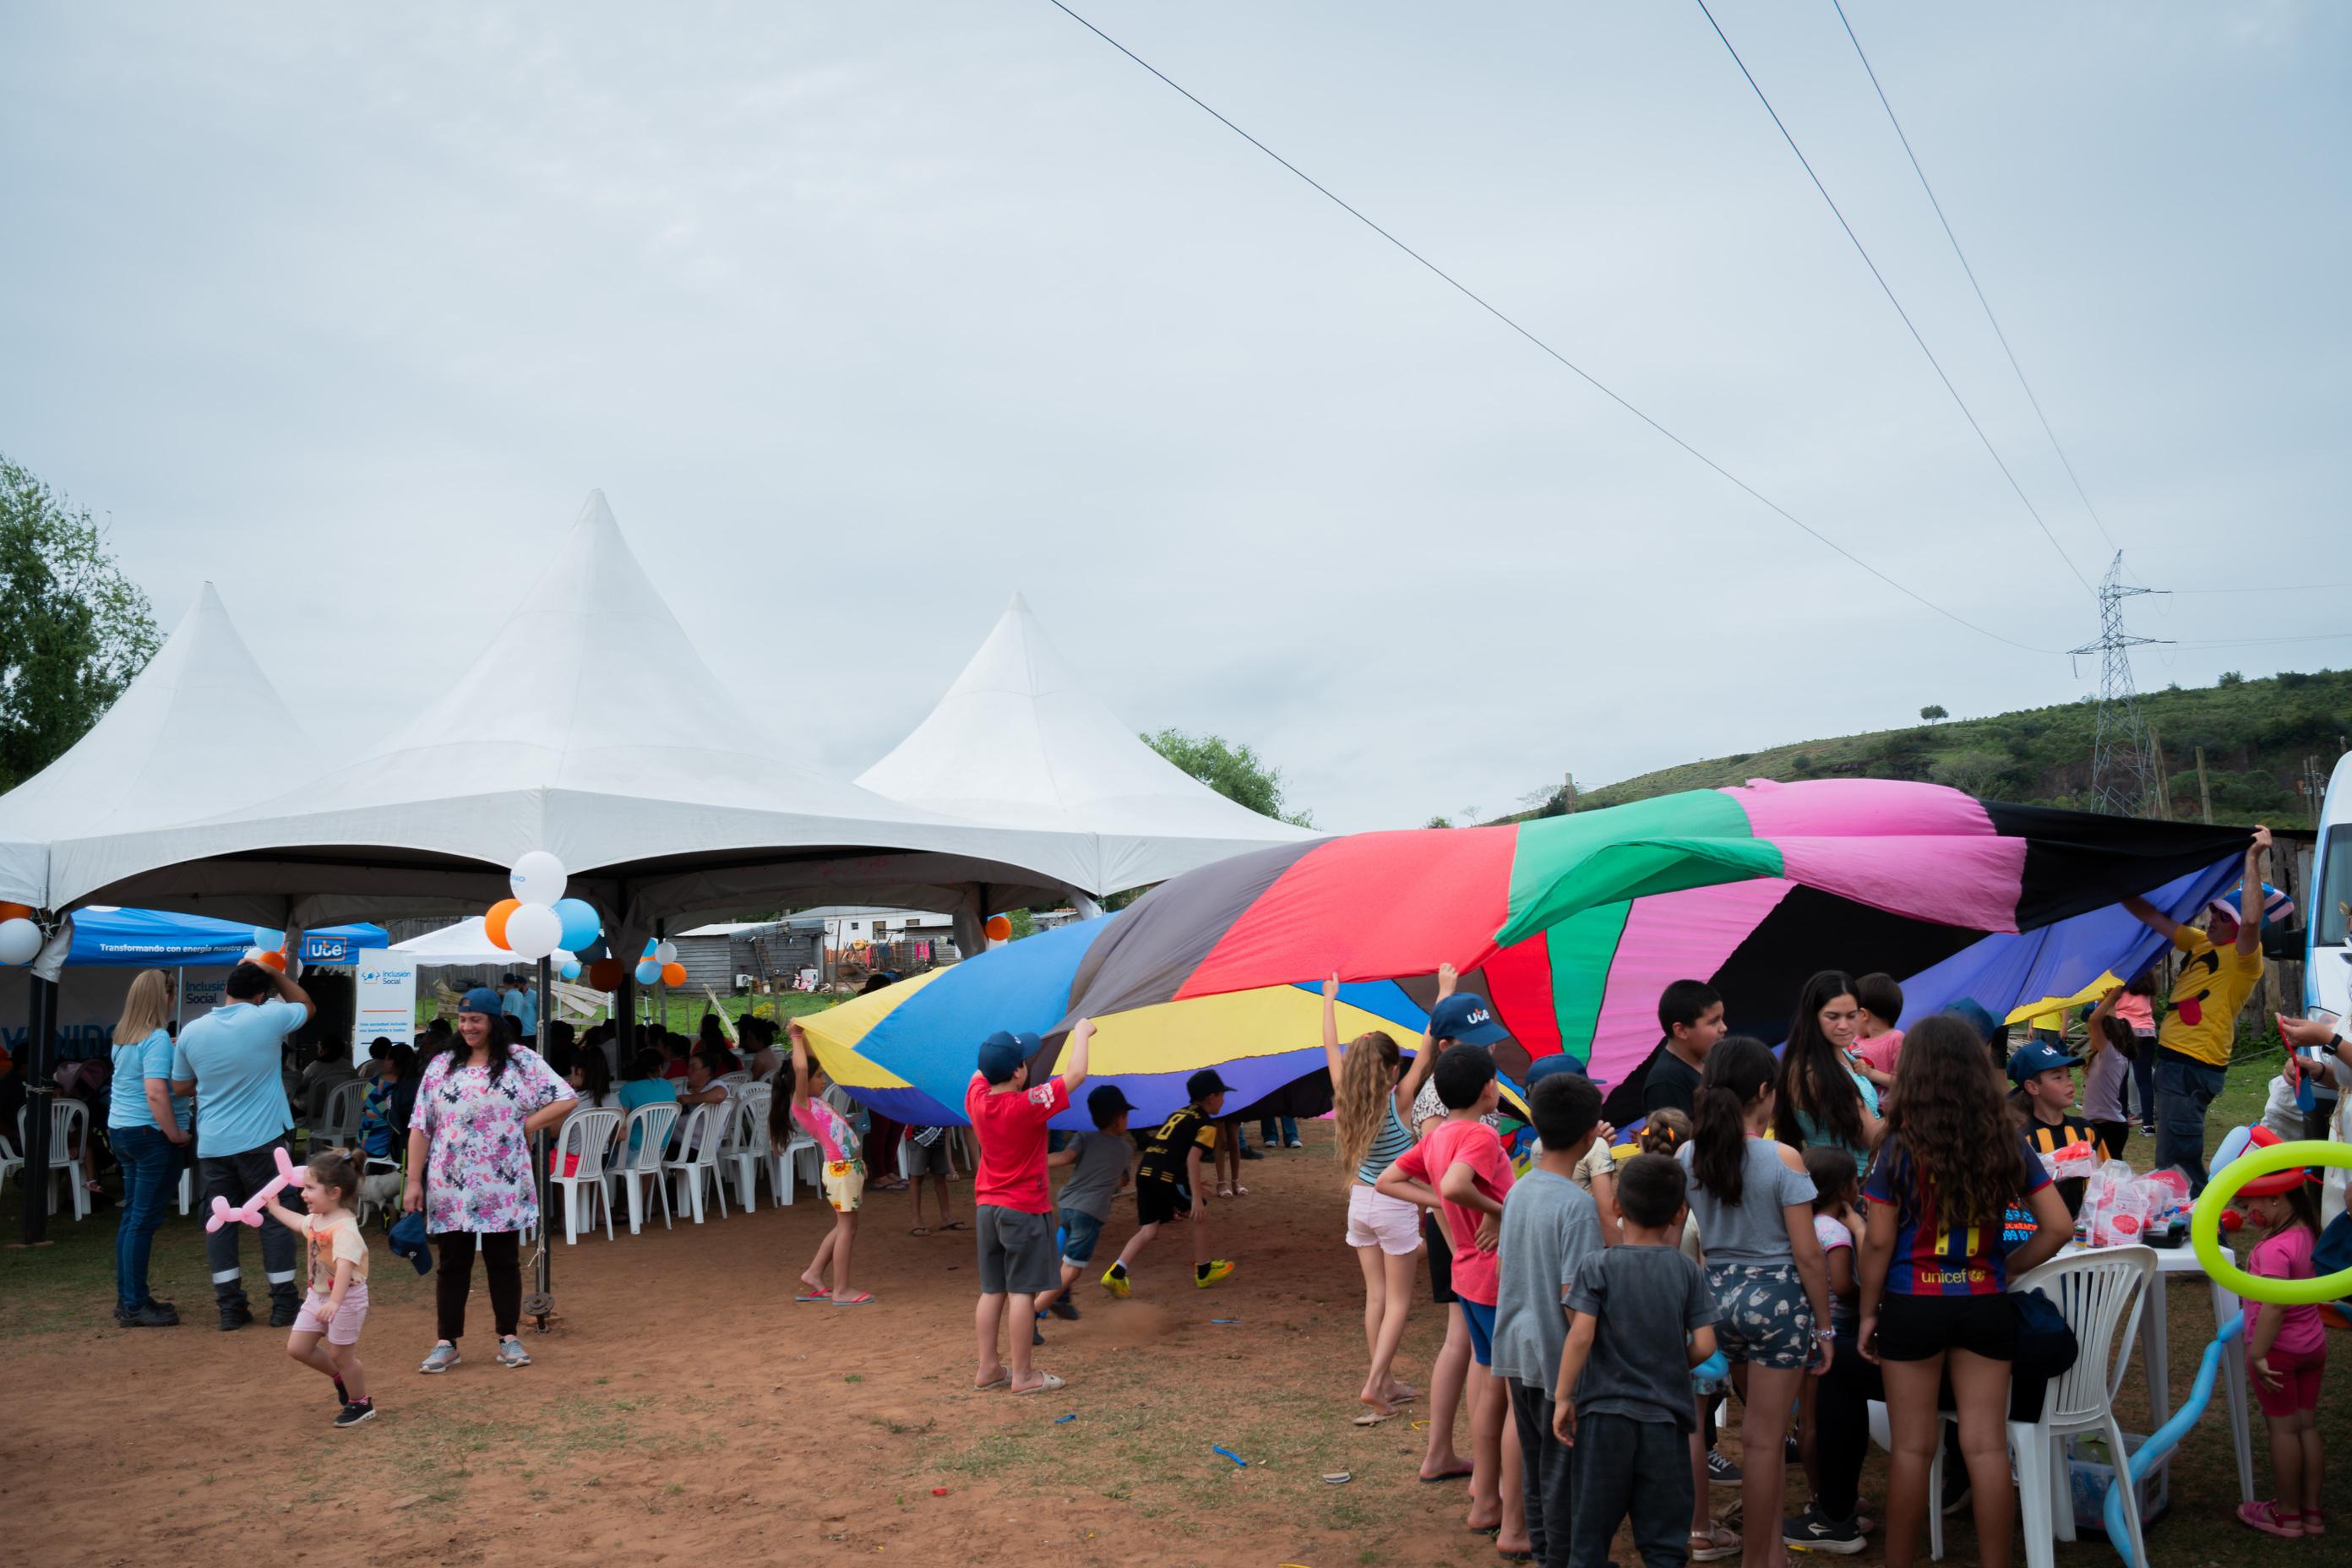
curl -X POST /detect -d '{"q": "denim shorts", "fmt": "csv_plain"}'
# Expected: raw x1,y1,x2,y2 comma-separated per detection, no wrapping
1703,1261,1816,1369
1059,1208,1104,1267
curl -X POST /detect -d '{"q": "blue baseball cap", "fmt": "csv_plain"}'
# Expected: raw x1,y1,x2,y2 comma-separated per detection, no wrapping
977,1030,1041,1085
2006,1039,2081,1086
1941,999,2001,1045
388,1210,433,1276
1429,992,1511,1046
1186,1068,1233,1102
459,986,503,1017
1524,1053,1610,1092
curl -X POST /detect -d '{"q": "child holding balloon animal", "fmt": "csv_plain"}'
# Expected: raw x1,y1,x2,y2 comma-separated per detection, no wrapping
2234,1154,2328,1538
261,1148,378,1427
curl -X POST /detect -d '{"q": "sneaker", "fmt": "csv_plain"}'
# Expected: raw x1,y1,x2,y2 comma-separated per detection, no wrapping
1283,1139,1304,1149
114,1301,179,1328
1783,1504,1866,1555
497,1335,532,1368
217,1301,255,1333
1194,1260,1236,1288
1239,1146,1265,1161
1100,1266,1131,1300
1048,1296,1080,1321
1707,1448,1742,1485
1940,1469,1972,1517
1031,1326,1045,1347
334,1400,377,1429
418,1342,461,1374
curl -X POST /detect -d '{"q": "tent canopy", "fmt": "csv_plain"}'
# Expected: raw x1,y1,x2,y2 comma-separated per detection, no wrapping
0,583,321,907
65,907,385,967
389,917,537,969
47,495,1102,934
857,593,1317,896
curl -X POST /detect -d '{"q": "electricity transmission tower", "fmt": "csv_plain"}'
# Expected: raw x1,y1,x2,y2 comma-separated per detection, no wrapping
2071,553,2170,815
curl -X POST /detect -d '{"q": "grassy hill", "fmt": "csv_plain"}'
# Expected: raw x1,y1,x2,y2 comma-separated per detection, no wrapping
1525,669,2350,827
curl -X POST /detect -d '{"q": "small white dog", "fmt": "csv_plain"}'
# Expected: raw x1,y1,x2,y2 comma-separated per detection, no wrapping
356,1169,404,1228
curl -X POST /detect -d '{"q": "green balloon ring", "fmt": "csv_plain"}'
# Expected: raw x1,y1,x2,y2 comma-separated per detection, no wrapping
2191,1139,2352,1305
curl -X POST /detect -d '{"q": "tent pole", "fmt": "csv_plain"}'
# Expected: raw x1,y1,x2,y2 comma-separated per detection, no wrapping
529,951,553,1328
19,968,58,1244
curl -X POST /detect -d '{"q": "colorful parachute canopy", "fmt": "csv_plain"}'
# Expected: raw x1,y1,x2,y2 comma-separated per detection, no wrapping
800,781,2251,1129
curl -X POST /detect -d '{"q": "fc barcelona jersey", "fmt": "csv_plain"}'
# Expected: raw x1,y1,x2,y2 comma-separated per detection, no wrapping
1864,1133,2054,1296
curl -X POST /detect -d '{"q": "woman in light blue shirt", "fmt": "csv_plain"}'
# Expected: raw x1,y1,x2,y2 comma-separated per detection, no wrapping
107,970,191,1327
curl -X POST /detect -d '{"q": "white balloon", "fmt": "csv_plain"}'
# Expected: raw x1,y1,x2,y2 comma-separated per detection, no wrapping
504,901,564,961
0,917,41,966
509,850,568,906
653,940,678,965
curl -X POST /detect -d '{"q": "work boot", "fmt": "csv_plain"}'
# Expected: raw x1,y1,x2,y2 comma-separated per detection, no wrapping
115,1301,180,1328
269,1288,302,1329
217,1297,255,1332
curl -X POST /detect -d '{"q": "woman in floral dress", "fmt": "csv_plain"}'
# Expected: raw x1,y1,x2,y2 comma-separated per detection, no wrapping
404,987,574,1373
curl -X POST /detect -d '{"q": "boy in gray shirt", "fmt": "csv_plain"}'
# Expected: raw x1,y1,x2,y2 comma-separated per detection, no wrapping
1030,1085,1136,1325
1554,1153,1719,1568
1489,1071,1607,1568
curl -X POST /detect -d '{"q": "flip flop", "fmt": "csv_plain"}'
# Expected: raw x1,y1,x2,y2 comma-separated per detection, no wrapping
973,1375,1009,1391
1418,1467,1474,1484
939,1220,969,1231
1352,1410,1396,1427
909,1226,931,1237
1011,1374,1068,1395
794,1288,830,1303
832,1291,877,1306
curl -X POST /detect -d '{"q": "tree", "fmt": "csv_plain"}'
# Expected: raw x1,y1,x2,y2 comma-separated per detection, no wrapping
1919,705,1948,724
1424,815,1453,829
1142,728,1314,827
1005,906,1037,940
0,457,161,791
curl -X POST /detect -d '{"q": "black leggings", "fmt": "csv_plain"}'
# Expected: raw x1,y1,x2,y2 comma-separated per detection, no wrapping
435,1229,522,1341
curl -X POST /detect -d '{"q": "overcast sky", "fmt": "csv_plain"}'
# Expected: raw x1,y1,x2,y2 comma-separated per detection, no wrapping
3,2,2344,834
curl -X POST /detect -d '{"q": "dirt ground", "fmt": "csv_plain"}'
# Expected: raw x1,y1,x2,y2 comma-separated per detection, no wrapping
0,1114,2307,1568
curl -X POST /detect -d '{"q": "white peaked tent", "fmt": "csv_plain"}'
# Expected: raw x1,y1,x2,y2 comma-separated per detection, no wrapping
858,594,1317,896
0,582,323,907
47,494,1094,934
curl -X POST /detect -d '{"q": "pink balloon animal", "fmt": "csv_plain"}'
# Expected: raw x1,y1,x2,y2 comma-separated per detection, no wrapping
204,1144,303,1233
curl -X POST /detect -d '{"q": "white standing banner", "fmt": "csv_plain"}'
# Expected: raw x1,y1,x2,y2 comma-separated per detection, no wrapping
355,951,417,1054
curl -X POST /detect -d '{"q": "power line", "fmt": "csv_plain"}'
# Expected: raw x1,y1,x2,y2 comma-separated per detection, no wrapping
2170,632,2352,649
1042,1,2065,655
2164,582,2352,596
1689,0,2094,593
1828,0,2118,553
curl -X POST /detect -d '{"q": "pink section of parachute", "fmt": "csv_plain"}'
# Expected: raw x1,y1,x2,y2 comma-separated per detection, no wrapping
1719,779,2022,933
1587,879,1793,1086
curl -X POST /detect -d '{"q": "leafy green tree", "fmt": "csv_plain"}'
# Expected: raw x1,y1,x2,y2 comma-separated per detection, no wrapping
1142,728,1314,827
1005,906,1037,940
1919,704,1948,724
0,457,161,790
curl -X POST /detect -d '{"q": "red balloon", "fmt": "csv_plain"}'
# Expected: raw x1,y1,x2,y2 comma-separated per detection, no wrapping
484,898,520,950
586,958,625,992
660,961,687,988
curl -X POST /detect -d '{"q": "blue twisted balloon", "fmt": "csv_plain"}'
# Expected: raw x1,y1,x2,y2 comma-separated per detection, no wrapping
2101,1314,2243,1565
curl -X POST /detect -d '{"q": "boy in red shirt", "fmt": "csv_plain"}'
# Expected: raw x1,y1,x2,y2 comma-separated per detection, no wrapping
966,1017,1092,1395
1379,1046,1517,1544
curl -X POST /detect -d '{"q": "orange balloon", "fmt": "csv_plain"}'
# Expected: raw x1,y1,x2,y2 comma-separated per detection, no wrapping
257,950,287,972
586,958,625,992
660,961,687,988
485,898,520,950
984,914,1013,942
0,902,31,923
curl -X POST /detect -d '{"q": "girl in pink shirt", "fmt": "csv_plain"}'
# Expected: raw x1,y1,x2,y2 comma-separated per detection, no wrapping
2235,1174,2327,1538
768,1022,869,1306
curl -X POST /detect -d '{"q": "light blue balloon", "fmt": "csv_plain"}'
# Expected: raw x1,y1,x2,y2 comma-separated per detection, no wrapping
552,897,602,952
559,959,583,982
251,926,282,951
634,959,662,986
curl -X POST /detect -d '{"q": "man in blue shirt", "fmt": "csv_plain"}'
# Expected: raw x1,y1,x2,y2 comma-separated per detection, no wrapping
500,973,538,1037
172,950,316,1331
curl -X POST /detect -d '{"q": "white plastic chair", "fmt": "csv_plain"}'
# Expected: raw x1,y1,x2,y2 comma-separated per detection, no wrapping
664,1102,730,1223
18,1101,90,1220
723,1086,771,1212
608,1102,678,1235
719,1070,751,1092
312,1078,366,1149
177,1163,193,1216
0,1129,21,1201
768,1107,819,1206
548,1108,621,1244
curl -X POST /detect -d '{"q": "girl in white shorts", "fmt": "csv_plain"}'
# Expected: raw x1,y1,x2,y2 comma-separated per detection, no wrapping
263,1148,376,1427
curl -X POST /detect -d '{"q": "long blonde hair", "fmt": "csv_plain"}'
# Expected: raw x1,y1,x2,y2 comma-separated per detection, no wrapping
1333,1030,1403,1174
113,970,173,1046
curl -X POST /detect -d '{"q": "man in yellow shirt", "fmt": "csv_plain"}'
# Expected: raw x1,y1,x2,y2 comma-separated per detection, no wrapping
2122,825,2273,1194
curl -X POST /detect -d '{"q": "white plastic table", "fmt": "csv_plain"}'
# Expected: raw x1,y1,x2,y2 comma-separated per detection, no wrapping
2068,1243,2255,1505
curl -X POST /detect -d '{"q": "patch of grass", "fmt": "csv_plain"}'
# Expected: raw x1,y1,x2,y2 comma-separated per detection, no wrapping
929,1433,1042,1479
841,1372,863,1384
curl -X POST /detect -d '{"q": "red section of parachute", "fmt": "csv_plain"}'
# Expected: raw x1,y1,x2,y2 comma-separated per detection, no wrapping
1480,931,1564,1061
1175,825,1520,1000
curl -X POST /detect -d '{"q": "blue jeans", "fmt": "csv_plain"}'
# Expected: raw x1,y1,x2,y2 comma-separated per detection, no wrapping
2153,1052,2227,1195
1259,1116,1298,1146
2128,1035,2157,1129
112,1124,182,1311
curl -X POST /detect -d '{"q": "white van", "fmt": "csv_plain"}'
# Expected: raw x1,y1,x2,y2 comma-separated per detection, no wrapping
2306,750,2352,1222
